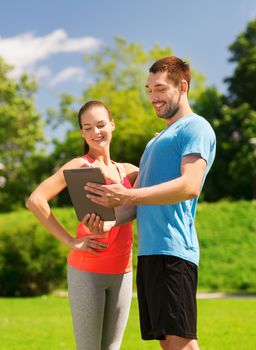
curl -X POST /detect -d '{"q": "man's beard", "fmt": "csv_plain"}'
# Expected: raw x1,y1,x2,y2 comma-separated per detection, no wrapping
156,93,181,120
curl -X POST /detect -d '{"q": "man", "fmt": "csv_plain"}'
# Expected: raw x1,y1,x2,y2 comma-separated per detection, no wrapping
85,56,216,350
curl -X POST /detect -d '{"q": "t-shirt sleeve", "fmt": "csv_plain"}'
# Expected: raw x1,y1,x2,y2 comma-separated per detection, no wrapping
178,118,216,164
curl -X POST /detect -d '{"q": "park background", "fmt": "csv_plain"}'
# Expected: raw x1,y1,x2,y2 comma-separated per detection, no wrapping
0,1,256,349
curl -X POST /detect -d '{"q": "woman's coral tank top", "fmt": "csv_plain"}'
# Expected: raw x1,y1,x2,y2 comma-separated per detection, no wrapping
67,155,133,274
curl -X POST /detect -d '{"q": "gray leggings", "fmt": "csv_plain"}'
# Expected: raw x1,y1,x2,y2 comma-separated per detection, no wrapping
67,265,132,350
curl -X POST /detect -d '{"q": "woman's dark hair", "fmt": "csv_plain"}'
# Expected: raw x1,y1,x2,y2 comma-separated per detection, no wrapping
78,101,112,154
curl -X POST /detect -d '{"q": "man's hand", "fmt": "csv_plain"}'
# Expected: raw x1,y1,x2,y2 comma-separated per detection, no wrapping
82,213,116,233
84,183,135,207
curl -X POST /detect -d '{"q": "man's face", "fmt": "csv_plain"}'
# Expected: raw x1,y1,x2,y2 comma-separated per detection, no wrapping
146,71,181,120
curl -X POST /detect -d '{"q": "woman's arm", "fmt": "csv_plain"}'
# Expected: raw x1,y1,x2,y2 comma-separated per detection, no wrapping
26,158,108,254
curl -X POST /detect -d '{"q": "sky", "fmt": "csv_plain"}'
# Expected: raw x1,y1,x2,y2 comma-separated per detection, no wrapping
0,0,256,141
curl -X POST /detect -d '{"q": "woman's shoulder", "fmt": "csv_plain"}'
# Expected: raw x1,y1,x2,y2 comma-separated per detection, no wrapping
119,163,139,186
121,163,139,174
63,156,91,169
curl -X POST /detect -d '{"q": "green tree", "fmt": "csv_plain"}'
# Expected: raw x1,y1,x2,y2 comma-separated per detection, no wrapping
225,18,256,109
224,18,256,199
194,87,256,200
49,37,206,168
0,58,45,211
48,33,256,201
46,38,208,206
193,86,225,201
193,18,256,200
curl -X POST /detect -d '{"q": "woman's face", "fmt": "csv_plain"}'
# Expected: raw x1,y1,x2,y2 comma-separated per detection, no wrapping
80,106,115,151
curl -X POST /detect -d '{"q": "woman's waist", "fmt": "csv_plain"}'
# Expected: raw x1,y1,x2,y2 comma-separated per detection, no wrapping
69,236,133,259
67,250,132,274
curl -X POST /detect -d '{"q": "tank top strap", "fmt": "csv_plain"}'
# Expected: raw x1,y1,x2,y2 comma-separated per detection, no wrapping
81,156,129,186
81,154,94,167
114,162,127,180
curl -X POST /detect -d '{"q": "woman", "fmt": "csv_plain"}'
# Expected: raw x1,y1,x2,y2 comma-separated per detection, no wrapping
26,100,138,350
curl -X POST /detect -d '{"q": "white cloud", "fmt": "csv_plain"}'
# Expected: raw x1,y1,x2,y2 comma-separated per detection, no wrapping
50,66,85,86
34,66,52,80
0,30,101,78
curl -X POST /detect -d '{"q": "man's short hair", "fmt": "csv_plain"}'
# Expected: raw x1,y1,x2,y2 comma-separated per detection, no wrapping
149,56,191,91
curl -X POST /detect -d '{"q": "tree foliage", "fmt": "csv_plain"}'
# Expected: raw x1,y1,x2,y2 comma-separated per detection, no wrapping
2,17,256,211
0,58,45,210
225,19,256,109
192,19,256,200
49,37,206,168
194,87,256,200
221,18,256,199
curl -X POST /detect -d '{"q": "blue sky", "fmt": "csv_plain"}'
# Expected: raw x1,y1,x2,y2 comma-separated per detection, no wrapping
1,0,255,140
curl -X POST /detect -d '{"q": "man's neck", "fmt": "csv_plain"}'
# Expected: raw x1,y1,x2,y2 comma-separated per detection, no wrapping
166,105,193,126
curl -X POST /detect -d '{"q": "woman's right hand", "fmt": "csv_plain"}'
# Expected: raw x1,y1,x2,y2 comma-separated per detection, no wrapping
67,235,108,254
82,213,116,233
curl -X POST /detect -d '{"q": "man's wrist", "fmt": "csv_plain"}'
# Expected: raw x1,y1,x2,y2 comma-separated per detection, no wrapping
126,188,139,205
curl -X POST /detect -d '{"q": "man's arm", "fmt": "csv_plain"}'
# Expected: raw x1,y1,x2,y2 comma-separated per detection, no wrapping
132,155,206,205
85,155,206,207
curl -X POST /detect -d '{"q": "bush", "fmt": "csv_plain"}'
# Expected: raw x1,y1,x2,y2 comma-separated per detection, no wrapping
0,208,77,296
0,201,255,296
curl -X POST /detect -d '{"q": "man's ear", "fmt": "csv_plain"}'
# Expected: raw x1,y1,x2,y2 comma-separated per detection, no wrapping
180,80,188,94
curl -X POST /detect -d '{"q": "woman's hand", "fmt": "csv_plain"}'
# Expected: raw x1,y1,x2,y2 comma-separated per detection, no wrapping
82,213,116,233
67,234,108,254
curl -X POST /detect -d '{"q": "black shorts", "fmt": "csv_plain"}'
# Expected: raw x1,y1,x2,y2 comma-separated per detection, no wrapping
136,255,198,340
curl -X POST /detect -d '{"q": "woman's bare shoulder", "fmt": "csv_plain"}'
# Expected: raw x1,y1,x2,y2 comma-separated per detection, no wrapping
121,163,139,174
58,156,91,171
121,163,139,186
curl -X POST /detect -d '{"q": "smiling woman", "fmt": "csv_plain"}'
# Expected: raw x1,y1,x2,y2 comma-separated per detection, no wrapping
78,101,115,156
25,100,138,350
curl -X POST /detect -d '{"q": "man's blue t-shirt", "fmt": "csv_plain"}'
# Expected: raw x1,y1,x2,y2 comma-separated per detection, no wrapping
137,113,216,266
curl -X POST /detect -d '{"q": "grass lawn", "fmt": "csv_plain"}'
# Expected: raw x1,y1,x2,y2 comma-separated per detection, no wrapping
0,296,255,349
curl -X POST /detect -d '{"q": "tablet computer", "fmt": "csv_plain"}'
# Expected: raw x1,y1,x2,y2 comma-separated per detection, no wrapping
63,168,116,221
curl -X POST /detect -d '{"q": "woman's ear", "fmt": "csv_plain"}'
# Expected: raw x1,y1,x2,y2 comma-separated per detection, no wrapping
111,120,115,131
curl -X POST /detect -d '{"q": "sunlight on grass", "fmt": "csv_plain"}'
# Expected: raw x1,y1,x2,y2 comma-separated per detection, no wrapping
0,296,255,350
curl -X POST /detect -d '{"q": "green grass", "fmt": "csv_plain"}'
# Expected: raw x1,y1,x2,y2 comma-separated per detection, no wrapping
0,296,255,350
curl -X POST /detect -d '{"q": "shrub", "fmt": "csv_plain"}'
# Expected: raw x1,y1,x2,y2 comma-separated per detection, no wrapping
0,208,76,296
0,201,255,296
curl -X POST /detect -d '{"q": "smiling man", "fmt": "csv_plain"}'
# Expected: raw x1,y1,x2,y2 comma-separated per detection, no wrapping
85,56,216,350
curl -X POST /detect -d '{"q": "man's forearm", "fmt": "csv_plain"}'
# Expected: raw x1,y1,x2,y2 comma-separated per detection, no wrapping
85,169,202,208
128,175,199,205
